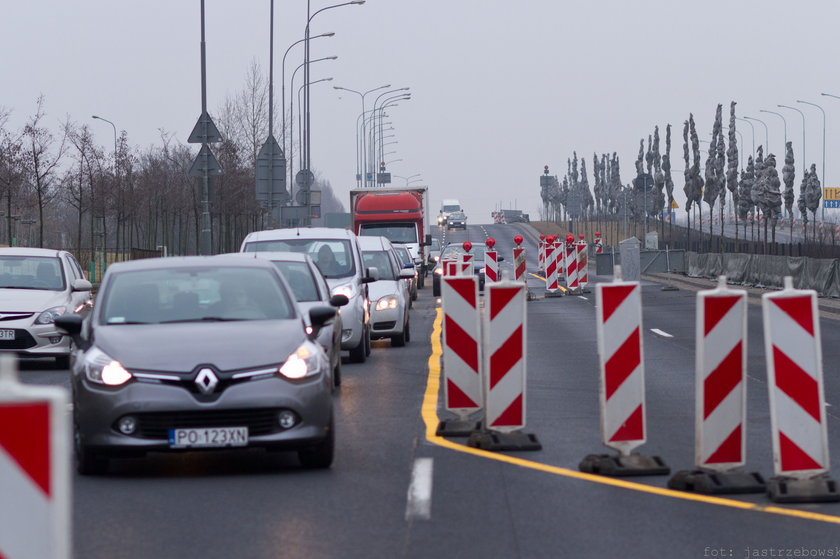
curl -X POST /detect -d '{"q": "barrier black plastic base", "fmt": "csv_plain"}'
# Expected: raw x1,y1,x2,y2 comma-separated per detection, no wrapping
435,419,481,438
767,475,840,503
544,290,565,298
467,431,542,451
660,284,680,291
579,453,670,476
668,469,766,494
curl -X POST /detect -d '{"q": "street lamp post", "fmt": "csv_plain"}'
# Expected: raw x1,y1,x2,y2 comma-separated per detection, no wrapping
298,77,333,172
334,84,390,187
281,32,334,151
777,105,807,178
377,97,409,165
303,1,365,176
797,100,827,221
91,115,117,280
368,87,409,185
736,117,756,158
759,109,788,147
744,116,770,154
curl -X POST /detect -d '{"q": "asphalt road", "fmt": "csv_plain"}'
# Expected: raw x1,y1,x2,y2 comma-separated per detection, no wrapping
14,223,840,558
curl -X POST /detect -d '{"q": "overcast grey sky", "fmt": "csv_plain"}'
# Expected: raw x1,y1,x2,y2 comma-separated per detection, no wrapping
4,0,840,222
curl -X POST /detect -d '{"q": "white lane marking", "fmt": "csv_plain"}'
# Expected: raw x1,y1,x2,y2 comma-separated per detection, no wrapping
650,328,673,338
580,296,588,301
406,457,434,520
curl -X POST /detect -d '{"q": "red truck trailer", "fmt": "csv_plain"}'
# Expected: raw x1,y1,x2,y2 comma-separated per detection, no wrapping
349,187,431,288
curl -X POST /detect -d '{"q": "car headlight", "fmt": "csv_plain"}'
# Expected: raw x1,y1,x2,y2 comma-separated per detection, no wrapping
433,256,440,262
375,296,399,311
35,305,67,325
434,267,443,275
332,283,357,299
84,347,133,386
479,268,486,274
278,342,322,379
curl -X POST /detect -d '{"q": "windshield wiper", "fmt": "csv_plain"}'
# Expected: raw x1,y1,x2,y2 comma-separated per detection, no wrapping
158,317,248,324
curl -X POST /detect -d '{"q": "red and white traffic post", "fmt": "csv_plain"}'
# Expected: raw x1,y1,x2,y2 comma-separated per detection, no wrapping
538,234,546,272
594,231,603,255
459,242,473,277
468,278,541,450
576,234,588,288
564,233,579,292
544,235,559,295
484,238,499,284
579,265,669,476
668,277,764,494
437,274,484,436
762,277,839,502
512,235,526,283
0,354,71,559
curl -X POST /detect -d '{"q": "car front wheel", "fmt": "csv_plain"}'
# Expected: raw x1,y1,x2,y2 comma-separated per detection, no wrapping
298,418,334,469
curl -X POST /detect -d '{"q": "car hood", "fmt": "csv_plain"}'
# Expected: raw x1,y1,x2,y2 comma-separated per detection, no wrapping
367,279,401,300
0,288,69,312
92,320,308,372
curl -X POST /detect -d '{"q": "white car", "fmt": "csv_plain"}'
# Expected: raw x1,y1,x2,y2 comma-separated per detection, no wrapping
0,247,92,367
358,236,413,346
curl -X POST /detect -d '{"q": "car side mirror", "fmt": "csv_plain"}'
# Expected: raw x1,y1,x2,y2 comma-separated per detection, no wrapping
55,314,86,349
363,267,379,283
329,294,349,307
402,262,415,269
498,256,505,262
308,305,337,340
72,279,93,292
424,234,432,246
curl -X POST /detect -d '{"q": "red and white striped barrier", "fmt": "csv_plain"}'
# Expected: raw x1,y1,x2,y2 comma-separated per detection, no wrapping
513,235,526,282
441,276,483,418
538,235,546,272
695,277,748,470
596,270,646,455
459,242,473,277
763,278,829,478
576,235,588,287
484,237,498,284
564,234,579,291
483,280,528,431
0,355,71,559
544,239,559,293
443,257,458,277
594,232,603,255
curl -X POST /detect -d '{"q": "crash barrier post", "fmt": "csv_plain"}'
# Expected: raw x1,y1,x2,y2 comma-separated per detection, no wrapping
594,231,603,255
459,242,473,277
469,274,541,451
0,354,71,559
484,238,498,284
443,257,458,277
544,237,559,295
564,234,579,292
538,234,546,272
576,235,589,288
579,265,670,476
437,275,483,437
762,277,839,502
668,276,765,494
513,235,526,283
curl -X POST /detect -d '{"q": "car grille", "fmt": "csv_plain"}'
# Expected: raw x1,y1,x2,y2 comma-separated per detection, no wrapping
0,330,37,349
373,321,396,331
0,313,34,322
135,408,280,439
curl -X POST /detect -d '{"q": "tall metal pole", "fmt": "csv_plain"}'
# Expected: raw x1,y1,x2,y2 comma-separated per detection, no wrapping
798,100,827,221
736,117,755,156
91,115,116,278
777,105,806,178
744,116,769,153
334,84,390,187
199,0,211,255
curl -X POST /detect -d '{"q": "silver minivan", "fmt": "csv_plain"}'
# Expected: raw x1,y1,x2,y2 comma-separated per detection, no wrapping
241,228,377,363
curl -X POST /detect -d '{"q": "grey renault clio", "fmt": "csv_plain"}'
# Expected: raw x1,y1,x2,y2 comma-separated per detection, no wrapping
56,255,337,475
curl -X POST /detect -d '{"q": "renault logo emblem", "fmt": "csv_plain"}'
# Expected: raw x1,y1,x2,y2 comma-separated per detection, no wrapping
195,368,218,394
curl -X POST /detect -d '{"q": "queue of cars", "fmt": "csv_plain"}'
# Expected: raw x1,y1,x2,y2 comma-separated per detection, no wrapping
7,227,426,475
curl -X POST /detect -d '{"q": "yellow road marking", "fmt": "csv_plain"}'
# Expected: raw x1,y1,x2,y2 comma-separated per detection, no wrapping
529,273,566,292
423,308,840,525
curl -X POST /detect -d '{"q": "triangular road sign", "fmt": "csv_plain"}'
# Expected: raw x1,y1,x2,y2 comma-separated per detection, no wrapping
189,144,223,177
188,111,223,144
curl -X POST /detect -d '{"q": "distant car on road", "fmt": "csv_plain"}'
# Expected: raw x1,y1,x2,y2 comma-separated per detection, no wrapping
358,236,413,346
57,255,338,475
392,244,417,304
447,211,467,231
0,247,92,368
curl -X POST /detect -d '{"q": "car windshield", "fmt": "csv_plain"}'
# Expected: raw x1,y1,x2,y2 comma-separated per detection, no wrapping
244,238,355,279
359,223,417,243
394,246,412,266
101,266,294,324
440,245,486,262
362,250,397,281
449,212,465,219
443,205,460,212
271,261,320,302
0,256,65,291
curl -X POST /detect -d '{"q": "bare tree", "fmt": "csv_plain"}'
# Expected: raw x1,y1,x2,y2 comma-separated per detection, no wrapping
726,102,739,242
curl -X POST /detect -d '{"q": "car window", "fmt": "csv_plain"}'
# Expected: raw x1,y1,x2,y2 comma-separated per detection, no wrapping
362,250,397,281
359,223,417,243
244,238,355,279
440,245,486,261
271,261,320,302
101,266,294,324
0,256,66,291
394,246,412,266
64,255,81,281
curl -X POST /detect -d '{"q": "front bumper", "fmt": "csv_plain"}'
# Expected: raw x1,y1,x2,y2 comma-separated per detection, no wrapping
74,372,333,455
370,306,404,338
0,317,71,357
338,294,366,349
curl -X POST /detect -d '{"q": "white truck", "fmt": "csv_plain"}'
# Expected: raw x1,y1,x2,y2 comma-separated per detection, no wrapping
437,199,463,227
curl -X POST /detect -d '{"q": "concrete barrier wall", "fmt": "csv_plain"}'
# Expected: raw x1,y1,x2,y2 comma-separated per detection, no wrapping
686,252,840,297
596,248,687,277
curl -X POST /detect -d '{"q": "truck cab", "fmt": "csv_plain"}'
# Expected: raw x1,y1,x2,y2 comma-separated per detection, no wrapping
437,199,463,227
